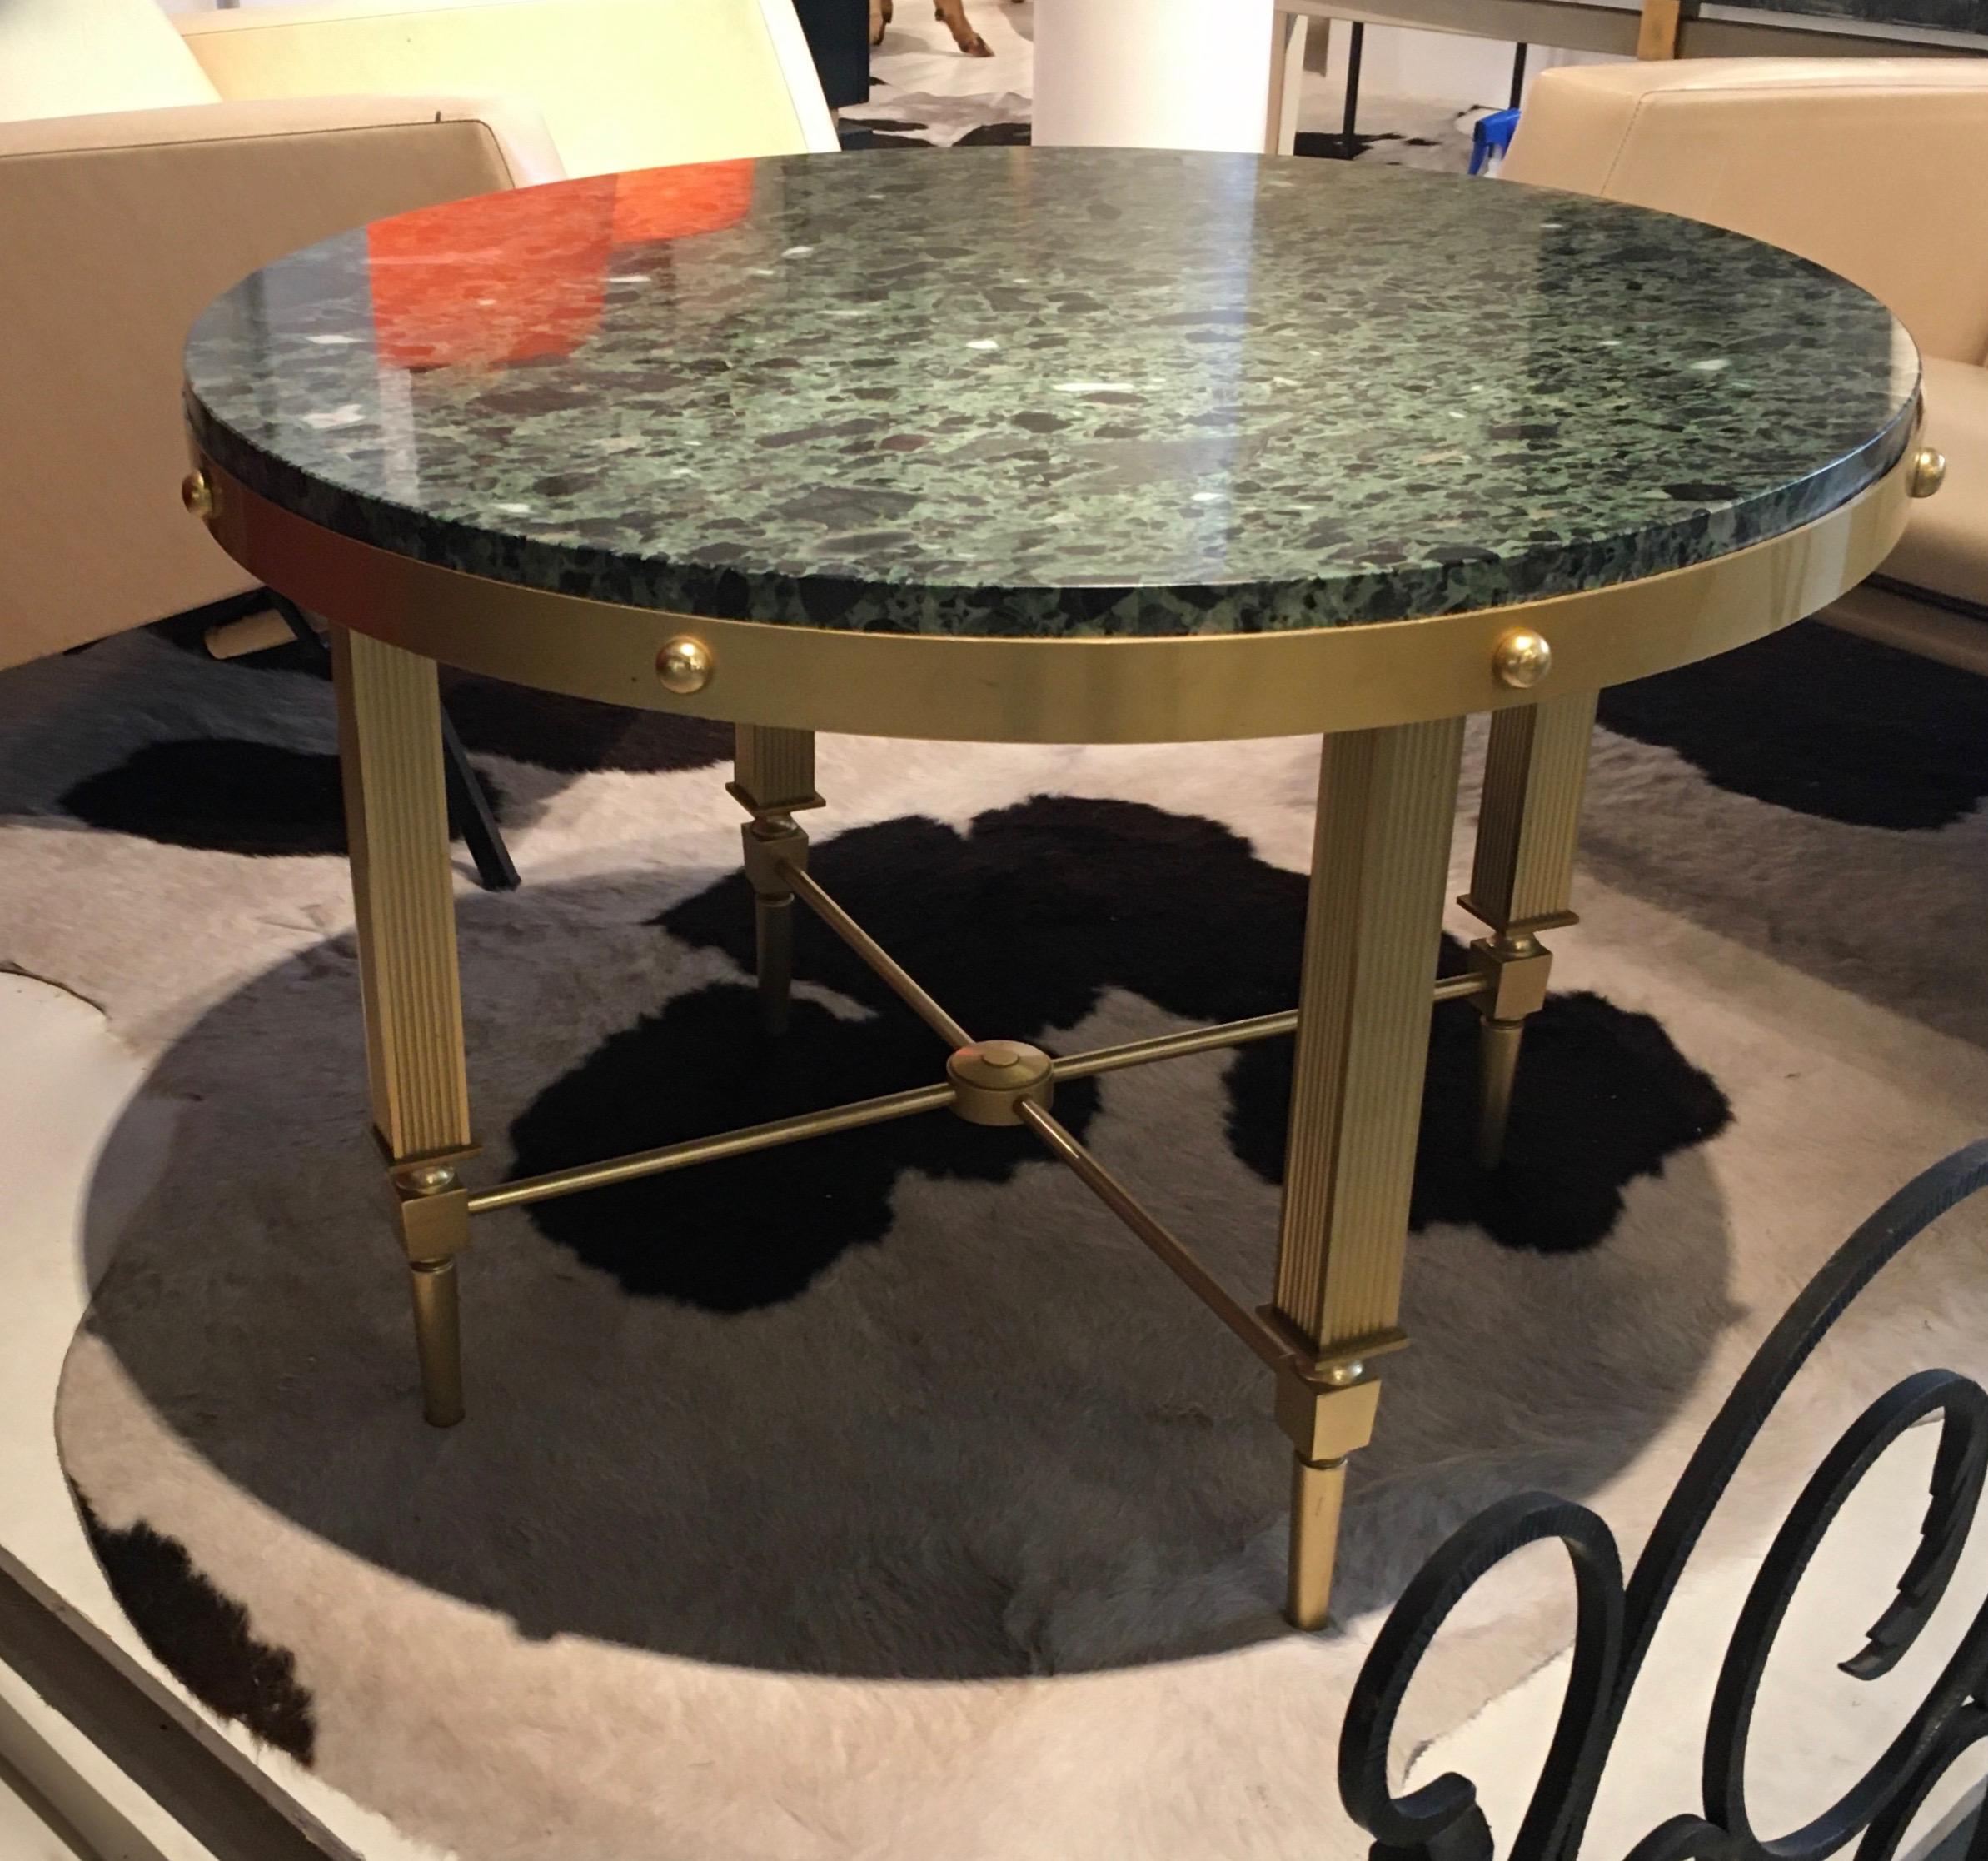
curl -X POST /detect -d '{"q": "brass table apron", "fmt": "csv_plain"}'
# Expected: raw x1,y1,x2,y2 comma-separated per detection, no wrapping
194,436,1917,746
187,427,1919,1632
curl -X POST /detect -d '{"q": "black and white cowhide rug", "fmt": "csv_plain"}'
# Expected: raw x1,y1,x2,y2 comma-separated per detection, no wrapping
4,616,1988,1859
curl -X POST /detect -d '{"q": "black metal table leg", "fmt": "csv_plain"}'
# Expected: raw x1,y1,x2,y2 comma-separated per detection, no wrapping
1341,20,1365,155
438,708,519,891
267,593,520,891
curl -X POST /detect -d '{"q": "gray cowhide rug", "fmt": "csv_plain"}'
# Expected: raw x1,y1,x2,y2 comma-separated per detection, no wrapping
5,616,1988,1859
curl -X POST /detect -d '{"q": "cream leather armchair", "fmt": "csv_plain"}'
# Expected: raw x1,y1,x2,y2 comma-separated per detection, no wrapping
177,0,835,183
1505,59,1988,673
0,0,834,671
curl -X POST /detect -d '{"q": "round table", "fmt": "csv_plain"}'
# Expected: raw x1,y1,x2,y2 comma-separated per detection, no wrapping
181,148,1927,1632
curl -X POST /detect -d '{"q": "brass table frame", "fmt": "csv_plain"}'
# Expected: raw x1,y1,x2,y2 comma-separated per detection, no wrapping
186,432,1925,1629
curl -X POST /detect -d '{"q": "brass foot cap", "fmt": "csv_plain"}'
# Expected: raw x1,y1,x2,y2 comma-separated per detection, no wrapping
1466,932,1553,1022
947,1040,1054,1125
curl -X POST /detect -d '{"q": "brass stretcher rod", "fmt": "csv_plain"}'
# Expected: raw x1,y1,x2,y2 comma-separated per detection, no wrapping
465,863,1491,1332
1059,969,1482,1079
772,865,1444,1380
466,1080,958,1214
462,1015,1308,1217
782,862,1298,1369
780,861,973,1049
1014,1098,1291,1371
779,860,1482,1070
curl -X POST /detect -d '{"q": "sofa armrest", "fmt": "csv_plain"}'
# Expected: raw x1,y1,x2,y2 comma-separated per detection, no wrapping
0,89,561,179
178,0,837,178
0,95,560,669
1502,59,1988,364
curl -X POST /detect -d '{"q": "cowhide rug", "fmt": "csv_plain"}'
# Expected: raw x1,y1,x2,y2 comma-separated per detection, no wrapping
4,616,1988,1859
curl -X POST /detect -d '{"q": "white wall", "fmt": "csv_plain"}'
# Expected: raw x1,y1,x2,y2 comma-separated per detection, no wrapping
1034,0,1278,152
1311,22,1623,108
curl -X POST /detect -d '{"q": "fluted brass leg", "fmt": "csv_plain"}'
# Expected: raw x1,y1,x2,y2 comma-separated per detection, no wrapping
1461,692,1598,1170
332,626,476,1427
1272,719,1465,1630
732,725,822,1038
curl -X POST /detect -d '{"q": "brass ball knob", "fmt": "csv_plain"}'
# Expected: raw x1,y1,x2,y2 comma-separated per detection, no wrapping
1911,447,1947,500
655,636,713,695
1492,627,1552,690
181,471,215,521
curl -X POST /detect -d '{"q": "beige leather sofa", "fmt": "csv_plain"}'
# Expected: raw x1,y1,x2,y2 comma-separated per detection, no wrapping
1505,59,1988,673
0,0,834,671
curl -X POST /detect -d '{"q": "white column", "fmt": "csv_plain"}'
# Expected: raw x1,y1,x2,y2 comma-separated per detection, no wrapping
1032,0,1277,154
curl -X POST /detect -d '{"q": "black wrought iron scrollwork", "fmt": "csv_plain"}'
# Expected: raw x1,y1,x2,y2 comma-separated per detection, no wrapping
1338,1140,1988,1861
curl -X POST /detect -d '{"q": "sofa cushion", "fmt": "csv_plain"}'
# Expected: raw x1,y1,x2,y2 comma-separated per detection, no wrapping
1504,62,1988,367
1885,357,1988,611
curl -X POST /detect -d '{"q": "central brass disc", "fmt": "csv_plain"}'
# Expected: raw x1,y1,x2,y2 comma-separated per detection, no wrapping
946,1040,1054,1126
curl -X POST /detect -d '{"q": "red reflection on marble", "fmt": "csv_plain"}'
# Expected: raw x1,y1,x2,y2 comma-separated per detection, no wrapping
368,178,616,371
366,164,758,371
611,161,755,244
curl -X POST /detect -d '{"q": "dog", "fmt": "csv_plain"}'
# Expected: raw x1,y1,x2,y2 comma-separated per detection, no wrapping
869,0,1021,58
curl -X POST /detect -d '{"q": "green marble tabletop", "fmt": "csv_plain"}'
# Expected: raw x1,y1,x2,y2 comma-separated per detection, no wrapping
184,149,1918,639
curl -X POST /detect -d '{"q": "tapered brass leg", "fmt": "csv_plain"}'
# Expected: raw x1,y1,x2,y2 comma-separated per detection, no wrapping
332,626,476,1427
754,891,795,1035
1272,719,1465,1629
1460,691,1598,1169
1475,1013,1526,1170
407,1256,465,1427
1288,1454,1347,1629
732,726,822,1036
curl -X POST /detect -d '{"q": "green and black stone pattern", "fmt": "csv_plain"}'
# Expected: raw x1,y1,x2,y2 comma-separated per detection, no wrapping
184,149,1918,640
